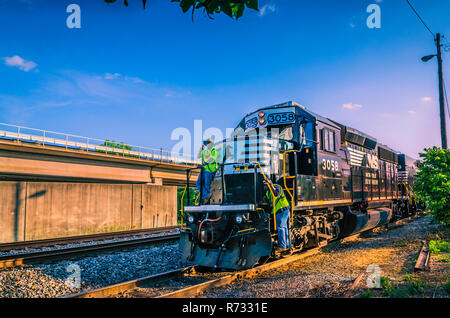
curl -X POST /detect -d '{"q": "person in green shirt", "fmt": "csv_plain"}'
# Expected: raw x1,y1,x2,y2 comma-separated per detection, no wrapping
264,179,291,252
196,138,217,204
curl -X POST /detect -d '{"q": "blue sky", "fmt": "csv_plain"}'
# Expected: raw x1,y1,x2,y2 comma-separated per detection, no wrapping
0,0,449,158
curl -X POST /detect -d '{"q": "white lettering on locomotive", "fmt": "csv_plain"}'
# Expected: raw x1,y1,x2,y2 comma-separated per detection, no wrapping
322,158,339,172
366,153,378,169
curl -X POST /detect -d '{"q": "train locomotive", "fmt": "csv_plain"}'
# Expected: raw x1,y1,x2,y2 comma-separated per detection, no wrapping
180,101,419,270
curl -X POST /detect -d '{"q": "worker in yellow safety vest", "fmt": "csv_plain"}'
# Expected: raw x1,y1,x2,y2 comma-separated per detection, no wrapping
263,179,291,253
196,138,218,204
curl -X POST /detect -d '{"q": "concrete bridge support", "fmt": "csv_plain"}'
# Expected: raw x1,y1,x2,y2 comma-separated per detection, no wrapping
0,181,177,243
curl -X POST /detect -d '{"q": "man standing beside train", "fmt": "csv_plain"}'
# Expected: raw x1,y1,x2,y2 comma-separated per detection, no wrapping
263,179,291,255
196,138,217,205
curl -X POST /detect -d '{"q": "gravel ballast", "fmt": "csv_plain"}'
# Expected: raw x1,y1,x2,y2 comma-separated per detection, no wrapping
0,230,179,258
0,241,184,298
198,215,449,298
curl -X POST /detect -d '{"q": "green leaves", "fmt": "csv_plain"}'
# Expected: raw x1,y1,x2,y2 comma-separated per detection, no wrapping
414,147,450,226
105,0,259,19
104,0,147,8
104,0,125,6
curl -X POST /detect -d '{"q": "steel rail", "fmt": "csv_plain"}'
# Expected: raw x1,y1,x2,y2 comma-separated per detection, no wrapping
63,212,425,298
0,226,180,251
65,267,196,298
157,244,328,298
0,233,180,269
66,240,338,299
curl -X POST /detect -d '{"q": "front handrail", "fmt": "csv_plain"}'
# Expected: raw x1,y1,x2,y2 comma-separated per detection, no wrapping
181,166,203,225
183,160,277,233
282,149,302,227
253,161,277,232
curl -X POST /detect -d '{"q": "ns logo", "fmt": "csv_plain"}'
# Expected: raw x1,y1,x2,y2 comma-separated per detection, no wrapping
365,153,378,169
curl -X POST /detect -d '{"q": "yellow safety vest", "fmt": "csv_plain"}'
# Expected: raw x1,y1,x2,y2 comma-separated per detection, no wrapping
202,147,217,172
266,184,290,213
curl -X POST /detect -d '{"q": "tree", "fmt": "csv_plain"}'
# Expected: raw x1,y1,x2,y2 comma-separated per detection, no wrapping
102,139,132,151
97,139,135,156
104,0,259,19
177,186,199,224
414,147,450,226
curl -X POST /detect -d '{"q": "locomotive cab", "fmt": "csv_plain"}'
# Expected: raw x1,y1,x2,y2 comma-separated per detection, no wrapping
180,102,308,269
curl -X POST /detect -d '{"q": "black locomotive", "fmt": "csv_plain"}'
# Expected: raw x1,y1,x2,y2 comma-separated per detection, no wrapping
180,101,419,270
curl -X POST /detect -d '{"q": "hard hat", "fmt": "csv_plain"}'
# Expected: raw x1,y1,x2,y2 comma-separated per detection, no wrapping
203,138,213,146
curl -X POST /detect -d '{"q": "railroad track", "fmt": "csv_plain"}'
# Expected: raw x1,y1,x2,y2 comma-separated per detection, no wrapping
65,213,424,299
0,226,180,251
0,232,180,269
65,238,346,298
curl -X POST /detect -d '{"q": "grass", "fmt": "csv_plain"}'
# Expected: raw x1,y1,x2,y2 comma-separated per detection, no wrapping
403,274,429,294
376,274,431,297
394,241,407,248
444,280,450,295
429,240,450,264
429,240,450,254
437,255,450,263
359,289,373,298
379,276,407,297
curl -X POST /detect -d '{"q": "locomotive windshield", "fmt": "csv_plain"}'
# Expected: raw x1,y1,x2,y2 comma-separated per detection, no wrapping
216,126,294,174
215,132,294,176
299,121,315,148
212,132,294,205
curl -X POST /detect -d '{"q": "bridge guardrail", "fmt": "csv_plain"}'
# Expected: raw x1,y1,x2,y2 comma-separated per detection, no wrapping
0,122,200,166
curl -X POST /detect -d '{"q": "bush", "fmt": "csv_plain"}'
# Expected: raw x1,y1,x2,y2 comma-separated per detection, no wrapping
414,147,450,226
177,186,199,224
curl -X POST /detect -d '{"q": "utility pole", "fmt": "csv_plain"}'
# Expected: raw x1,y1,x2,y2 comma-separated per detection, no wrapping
436,33,447,149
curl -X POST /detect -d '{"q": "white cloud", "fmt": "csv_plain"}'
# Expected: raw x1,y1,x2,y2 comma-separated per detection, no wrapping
342,102,362,110
4,55,37,72
421,97,432,102
408,110,417,115
259,4,276,16
104,73,145,84
125,76,144,84
104,73,121,80
0,70,193,124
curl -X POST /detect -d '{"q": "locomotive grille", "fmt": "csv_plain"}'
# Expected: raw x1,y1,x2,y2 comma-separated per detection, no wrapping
347,146,365,166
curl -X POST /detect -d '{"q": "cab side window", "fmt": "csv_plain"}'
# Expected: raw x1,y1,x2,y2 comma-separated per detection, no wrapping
320,128,335,153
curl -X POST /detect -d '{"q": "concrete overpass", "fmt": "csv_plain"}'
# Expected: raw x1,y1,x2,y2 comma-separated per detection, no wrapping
0,123,202,243
0,123,200,186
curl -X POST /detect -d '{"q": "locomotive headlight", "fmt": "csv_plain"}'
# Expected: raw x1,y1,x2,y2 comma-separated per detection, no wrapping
187,215,194,223
258,111,265,117
258,117,266,125
235,215,243,224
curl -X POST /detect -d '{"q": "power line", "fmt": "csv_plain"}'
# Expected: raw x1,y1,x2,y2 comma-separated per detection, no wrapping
405,0,435,38
444,77,450,120
442,35,450,52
